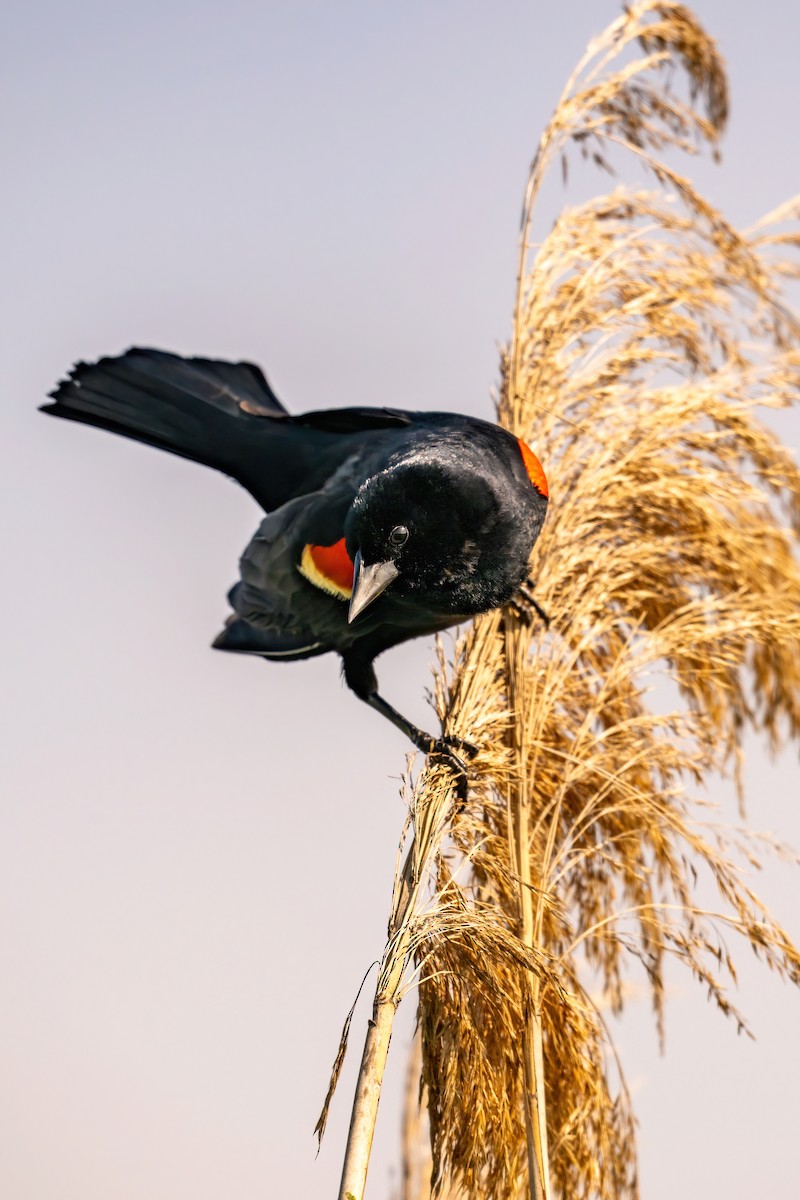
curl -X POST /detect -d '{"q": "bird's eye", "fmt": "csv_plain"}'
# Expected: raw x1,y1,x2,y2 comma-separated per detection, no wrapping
389,525,409,547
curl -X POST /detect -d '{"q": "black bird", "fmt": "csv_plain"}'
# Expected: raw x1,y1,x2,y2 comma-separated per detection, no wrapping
42,348,549,786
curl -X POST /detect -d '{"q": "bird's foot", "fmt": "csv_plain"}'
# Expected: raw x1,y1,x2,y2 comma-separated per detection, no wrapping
440,732,479,759
361,689,475,805
424,734,480,807
507,578,551,628
426,741,470,806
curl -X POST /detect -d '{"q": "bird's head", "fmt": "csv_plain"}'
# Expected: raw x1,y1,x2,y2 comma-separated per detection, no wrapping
344,441,547,622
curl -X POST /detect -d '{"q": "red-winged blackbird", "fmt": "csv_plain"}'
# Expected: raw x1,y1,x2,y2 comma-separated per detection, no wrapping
42,348,548,788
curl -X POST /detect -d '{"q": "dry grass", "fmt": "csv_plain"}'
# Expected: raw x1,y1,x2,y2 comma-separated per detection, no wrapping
323,4,800,1198
409,3,800,1197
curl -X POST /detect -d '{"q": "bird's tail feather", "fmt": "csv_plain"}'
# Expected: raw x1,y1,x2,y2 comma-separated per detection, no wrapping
41,346,288,479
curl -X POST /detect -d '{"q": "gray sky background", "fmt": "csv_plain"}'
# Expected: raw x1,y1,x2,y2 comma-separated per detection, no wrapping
2,2,799,1197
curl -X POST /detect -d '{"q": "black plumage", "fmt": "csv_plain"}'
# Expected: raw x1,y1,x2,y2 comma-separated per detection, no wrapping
43,347,549,787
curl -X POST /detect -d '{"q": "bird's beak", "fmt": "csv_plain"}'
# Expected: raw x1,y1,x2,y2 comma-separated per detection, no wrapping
348,552,400,623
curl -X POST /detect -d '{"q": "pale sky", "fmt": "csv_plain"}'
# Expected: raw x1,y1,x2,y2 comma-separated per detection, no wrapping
2,2,799,1197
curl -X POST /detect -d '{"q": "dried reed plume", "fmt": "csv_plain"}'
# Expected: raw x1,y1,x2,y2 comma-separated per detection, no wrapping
320,4,800,1197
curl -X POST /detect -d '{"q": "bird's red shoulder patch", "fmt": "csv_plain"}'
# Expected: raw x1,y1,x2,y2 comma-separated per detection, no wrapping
299,538,354,600
517,439,548,498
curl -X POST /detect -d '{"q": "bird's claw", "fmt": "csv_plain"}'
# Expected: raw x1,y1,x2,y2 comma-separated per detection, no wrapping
441,733,479,759
507,579,551,628
426,743,470,807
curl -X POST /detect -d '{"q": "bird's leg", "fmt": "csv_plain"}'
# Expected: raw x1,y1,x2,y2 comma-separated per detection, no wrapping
367,691,472,803
343,651,476,801
366,690,477,759
507,577,551,628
